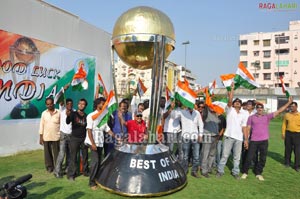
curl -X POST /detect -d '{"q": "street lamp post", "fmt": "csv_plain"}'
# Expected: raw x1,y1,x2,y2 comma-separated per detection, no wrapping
182,41,190,67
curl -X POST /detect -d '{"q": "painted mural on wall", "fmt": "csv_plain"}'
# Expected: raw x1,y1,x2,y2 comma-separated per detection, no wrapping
0,29,95,120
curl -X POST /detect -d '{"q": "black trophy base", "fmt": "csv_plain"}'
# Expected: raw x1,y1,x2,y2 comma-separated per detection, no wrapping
96,144,187,197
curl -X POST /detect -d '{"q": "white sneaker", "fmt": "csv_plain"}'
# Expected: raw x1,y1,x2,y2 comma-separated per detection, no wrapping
256,175,265,181
241,173,248,179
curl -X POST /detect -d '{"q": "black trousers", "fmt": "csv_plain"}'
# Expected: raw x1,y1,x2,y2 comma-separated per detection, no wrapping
243,140,268,175
241,144,258,173
285,131,300,169
43,141,60,172
68,136,89,178
89,147,103,186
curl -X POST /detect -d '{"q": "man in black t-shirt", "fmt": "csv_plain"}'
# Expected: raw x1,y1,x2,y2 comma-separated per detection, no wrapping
66,98,89,181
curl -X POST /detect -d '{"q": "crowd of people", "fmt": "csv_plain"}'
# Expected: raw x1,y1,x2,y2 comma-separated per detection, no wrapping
38,83,300,190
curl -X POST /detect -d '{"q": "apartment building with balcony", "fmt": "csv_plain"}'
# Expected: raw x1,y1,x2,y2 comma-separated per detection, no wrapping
239,21,300,88
114,59,198,98
114,58,152,97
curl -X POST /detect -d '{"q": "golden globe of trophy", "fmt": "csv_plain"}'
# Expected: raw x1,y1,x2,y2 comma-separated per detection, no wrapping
96,6,187,196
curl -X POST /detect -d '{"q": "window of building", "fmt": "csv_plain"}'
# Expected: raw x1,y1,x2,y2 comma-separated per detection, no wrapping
263,73,271,80
254,40,259,45
253,51,259,56
263,62,271,69
263,50,271,58
253,73,259,78
274,72,285,78
241,61,248,67
276,60,289,67
240,40,247,45
275,49,290,55
263,40,271,47
275,83,289,88
275,36,290,44
240,51,247,56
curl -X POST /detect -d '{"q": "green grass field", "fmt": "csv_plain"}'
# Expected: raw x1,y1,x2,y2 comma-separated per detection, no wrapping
1,119,299,199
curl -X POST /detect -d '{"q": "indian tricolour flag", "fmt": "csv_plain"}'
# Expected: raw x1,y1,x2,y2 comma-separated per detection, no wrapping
54,87,65,105
137,78,147,97
71,64,88,91
175,79,197,109
164,86,174,111
279,76,290,98
220,74,235,91
97,73,108,97
234,62,260,90
211,98,228,114
209,80,216,96
91,90,118,128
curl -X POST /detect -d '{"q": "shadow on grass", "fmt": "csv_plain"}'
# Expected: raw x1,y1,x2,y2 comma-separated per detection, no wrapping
27,181,47,190
65,191,85,199
268,151,284,164
29,187,62,198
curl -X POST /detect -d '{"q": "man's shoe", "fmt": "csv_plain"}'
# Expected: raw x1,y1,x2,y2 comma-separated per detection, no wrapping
284,164,290,168
191,171,200,178
231,173,240,180
256,175,265,181
241,173,248,179
216,172,223,178
202,173,210,178
295,168,299,172
54,173,63,178
67,176,75,181
47,169,53,173
90,185,98,191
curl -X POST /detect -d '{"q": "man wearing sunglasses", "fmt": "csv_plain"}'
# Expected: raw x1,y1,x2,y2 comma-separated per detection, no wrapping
123,111,147,143
241,96,292,181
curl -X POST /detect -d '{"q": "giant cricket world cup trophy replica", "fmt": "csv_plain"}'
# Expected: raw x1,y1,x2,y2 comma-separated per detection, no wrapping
96,6,187,196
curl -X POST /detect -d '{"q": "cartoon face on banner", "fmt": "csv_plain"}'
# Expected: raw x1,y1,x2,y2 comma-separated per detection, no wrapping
0,29,96,121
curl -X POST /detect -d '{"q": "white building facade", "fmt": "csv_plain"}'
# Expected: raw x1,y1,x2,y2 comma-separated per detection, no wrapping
114,58,152,98
239,21,300,88
114,59,198,98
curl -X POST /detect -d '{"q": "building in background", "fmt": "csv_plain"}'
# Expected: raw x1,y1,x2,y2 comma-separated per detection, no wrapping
114,58,152,98
114,59,198,98
239,21,300,88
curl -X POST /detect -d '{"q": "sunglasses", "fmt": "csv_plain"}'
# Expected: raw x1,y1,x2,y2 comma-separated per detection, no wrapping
136,115,143,118
256,106,264,109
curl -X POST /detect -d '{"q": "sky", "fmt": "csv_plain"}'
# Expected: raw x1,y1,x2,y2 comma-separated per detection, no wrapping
44,0,300,87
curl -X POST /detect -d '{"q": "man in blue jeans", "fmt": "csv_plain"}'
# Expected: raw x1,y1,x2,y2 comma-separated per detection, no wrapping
216,84,248,179
176,107,203,178
54,98,74,178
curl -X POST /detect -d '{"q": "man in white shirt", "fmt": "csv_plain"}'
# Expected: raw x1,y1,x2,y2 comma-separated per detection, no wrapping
85,97,115,190
54,98,74,178
163,101,182,161
177,107,203,178
216,84,248,179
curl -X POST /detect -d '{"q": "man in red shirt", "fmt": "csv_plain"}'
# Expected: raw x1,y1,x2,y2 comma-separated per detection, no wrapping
124,111,147,143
